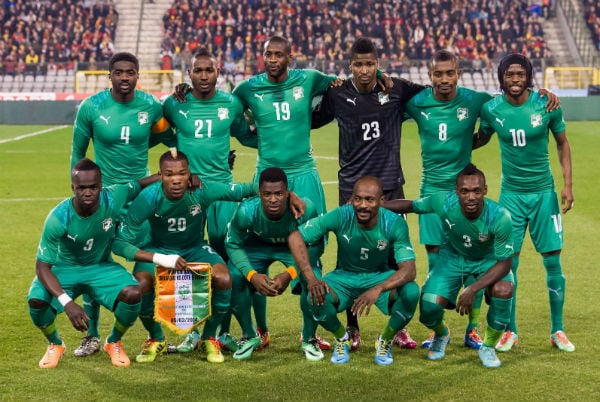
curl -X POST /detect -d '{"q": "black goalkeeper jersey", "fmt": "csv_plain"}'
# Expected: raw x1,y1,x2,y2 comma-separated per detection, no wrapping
312,78,425,193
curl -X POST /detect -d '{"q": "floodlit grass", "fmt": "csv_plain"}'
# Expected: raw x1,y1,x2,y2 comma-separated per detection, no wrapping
0,121,598,401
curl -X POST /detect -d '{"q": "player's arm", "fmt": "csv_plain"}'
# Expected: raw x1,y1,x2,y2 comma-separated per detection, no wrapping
70,102,93,170
456,257,512,316
554,130,573,213
311,90,335,130
288,229,328,305
383,199,415,214
231,103,258,149
473,106,495,149
35,259,90,332
202,181,258,204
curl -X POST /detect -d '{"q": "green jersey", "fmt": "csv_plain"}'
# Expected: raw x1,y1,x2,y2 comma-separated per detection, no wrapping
71,89,166,186
233,69,336,174
406,87,492,195
479,90,566,193
36,183,141,267
162,89,258,182
113,181,255,260
298,205,415,274
412,192,514,260
225,197,322,277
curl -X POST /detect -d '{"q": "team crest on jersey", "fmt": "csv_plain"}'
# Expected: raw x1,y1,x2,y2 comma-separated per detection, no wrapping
102,218,113,232
376,240,388,250
457,108,469,121
190,204,202,216
377,92,389,105
292,86,304,100
530,114,542,128
217,108,229,120
137,112,149,125
478,232,489,242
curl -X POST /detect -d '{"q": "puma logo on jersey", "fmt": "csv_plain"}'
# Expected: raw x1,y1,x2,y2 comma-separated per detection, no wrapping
548,287,562,297
444,219,455,229
38,246,47,255
66,234,78,242
99,115,111,125
496,117,506,127
346,97,356,106
505,244,514,250
342,234,352,244
178,110,189,119
254,93,264,101
421,111,431,120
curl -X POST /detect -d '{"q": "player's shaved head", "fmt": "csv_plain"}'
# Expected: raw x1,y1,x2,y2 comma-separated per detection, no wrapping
353,176,383,198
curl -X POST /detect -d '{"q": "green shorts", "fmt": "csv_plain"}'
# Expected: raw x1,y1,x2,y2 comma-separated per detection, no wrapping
323,269,396,314
418,213,444,246
27,262,139,313
206,200,238,259
500,190,563,253
133,244,226,275
421,249,514,309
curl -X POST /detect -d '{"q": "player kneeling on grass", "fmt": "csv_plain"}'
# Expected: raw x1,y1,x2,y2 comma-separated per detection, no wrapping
225,167,326,361
112,150,258,364
385,163,514,368
28,159,161,368
289,176,420,366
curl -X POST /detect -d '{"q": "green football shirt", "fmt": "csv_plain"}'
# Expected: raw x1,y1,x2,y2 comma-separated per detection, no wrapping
412,192,514,260
298,205,415,274
162,89,258,182
113,181,256,260
71,89,166,186
406,87,492,195
37,183,141,266
479,90,566,193
233,69,335,174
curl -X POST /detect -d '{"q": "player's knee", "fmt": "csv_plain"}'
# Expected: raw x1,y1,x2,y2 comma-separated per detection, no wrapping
211,263,232,290
134,271,155,293
28,298,48,309
118,285,142,304
419,293,445,328
490,280,513,299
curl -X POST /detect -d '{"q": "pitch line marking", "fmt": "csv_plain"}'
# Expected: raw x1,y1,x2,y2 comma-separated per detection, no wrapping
0,125,68,144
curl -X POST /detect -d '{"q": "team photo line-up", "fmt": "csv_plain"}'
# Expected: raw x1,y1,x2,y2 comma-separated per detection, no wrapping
28,35,573,370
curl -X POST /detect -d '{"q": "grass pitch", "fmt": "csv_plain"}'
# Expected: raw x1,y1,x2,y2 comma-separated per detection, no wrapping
0,121,598,401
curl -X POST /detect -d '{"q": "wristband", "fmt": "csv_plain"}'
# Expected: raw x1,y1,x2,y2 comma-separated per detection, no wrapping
246,270,258,282
153,253,180,269
57,293,72,307
285,266,298,280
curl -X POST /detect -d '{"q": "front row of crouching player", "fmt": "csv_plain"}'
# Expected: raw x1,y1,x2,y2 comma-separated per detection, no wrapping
30,156,562,368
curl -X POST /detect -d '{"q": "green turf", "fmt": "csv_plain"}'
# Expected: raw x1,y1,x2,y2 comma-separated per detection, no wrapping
0,121,598,401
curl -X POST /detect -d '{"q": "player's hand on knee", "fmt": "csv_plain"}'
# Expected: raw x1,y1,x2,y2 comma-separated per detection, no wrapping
153,253,185,269
307,279,328,306
64,302,90,332
456,286,475,316
351,287,381,317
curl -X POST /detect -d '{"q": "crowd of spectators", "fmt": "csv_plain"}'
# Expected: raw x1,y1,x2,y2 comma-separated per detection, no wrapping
160,0,552,78
0,0,118,76
583,0,600,51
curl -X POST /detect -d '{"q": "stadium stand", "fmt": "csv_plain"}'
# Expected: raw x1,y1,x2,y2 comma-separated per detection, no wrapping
0,0,118,93
1,1,597,94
